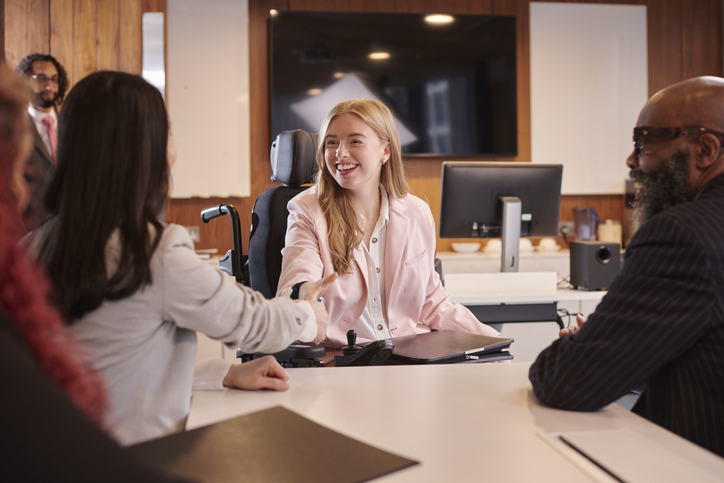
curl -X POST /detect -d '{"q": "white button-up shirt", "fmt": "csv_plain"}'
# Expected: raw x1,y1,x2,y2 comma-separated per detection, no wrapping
351,186,391,341
28,105,57,157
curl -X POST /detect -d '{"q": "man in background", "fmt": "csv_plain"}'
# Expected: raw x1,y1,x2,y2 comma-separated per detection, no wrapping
530,76,724,457
16,53,69,232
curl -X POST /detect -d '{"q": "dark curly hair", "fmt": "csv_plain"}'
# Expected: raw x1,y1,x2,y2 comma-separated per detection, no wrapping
15,53,69,107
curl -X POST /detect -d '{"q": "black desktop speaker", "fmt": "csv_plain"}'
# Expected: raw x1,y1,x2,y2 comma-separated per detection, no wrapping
569,241,621,291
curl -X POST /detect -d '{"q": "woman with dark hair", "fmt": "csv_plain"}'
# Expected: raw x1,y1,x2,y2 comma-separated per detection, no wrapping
0,64,186,481
34,71,330,445
277,98,499,347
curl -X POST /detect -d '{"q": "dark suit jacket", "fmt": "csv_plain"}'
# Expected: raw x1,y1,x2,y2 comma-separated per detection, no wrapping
0,310,187,481
22,113,55,232
530,173,724,457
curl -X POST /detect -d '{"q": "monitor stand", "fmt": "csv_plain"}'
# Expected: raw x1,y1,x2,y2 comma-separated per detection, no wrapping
500,196,521,273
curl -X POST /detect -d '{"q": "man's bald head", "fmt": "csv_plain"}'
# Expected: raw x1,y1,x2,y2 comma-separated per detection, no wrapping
639,76,724,131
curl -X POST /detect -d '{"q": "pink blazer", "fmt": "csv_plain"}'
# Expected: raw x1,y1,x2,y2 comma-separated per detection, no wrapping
277,186,500,347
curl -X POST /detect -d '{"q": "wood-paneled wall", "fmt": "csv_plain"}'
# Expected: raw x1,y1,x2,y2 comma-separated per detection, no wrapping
3,0,166,83
4,0,723,253
168,0,724,253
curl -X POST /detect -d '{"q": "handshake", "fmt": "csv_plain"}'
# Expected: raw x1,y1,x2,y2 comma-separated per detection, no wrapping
295,273,338,345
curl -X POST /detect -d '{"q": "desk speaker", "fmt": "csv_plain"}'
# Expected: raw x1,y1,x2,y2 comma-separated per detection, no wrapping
569,241,621,291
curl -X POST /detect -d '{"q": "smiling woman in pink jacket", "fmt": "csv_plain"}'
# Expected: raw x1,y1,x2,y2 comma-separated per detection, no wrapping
277,98,499,347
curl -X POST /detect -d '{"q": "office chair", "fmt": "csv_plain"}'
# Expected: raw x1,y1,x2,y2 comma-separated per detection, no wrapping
247,129,318,299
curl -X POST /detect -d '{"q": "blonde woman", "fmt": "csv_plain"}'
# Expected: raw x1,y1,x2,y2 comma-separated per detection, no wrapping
277,99,499,347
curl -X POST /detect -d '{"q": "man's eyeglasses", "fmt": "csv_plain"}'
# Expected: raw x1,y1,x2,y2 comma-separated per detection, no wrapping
30,74,59,85
633,126,724,156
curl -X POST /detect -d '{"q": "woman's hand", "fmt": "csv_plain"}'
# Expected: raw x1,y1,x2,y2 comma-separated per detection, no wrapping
299,273,338,344
299,272,338,302
559,314,585,338
222,356,290,391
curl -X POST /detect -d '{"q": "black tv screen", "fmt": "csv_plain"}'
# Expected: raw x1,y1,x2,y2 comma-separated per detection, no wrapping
270,11,518,156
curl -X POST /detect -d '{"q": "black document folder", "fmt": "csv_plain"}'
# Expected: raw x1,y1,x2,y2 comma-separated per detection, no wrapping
126,406,418,483
387,330,514,364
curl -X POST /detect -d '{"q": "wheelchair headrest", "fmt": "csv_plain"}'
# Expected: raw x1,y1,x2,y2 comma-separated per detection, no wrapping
270,129,319,187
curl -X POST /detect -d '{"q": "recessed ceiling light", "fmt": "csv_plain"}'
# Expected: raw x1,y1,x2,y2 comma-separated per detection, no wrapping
369,51,390,60
425,14,454,25
269,9,278,17
307,87,322,95
332,72,346,79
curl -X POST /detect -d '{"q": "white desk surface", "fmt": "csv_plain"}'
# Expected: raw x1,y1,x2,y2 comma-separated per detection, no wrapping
188,363,724,482
448,287,607,306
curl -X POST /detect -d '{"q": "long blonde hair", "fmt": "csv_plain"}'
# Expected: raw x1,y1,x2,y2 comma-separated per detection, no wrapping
316,98,409,274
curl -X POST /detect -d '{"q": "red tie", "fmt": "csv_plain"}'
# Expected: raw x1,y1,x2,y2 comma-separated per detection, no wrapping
42,115,58,163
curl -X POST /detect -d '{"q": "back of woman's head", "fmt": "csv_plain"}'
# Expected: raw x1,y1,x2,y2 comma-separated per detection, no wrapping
41,71,169,318
48,71,169,223
316,98,408,198
0,64,107,423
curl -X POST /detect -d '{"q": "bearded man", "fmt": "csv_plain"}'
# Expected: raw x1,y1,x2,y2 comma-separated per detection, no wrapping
16,53,69,232
529,76,724,458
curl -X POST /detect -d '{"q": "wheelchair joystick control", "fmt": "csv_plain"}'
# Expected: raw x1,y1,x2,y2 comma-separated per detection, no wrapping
343,330,362,356
334,329,394,367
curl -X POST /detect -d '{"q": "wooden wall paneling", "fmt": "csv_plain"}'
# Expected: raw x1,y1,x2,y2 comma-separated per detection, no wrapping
95,0,119,71
166,0,724,254
118,0,141,74
26,0,49,54
681,0,723,79
166,197,247,252
249,0,281,199
287,1,493,15
141,0,166,13
5,0,28,69
72,0,95,80
494,0,530,162
646,0,682,96
559,194,624,223
0,0,5,62
50,0,73,88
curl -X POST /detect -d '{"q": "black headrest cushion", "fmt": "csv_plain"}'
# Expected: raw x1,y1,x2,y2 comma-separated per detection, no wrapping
270,130,319,187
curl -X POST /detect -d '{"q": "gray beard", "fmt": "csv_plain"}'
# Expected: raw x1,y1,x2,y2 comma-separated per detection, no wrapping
631,150,689,231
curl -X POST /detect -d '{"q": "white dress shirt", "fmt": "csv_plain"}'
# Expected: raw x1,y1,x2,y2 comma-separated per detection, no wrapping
27,104,57,157
351,186,392,341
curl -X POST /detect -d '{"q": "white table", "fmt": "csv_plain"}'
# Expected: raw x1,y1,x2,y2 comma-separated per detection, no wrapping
437,249,573,279
448,286,606,308
188,363,724,482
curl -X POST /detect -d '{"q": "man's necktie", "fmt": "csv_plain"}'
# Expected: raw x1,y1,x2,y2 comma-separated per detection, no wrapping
42,115,58,163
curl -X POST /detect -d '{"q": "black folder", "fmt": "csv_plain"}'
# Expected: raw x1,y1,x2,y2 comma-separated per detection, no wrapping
387,331,514,364
126,406,418,483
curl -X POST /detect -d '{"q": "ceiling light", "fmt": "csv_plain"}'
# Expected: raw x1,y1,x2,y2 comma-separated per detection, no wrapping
368,51,390,60
307,87,322,95
333,72,346,79
425,14,454,25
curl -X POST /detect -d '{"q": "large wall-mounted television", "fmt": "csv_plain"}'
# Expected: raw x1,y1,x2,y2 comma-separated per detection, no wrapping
270,11,518,156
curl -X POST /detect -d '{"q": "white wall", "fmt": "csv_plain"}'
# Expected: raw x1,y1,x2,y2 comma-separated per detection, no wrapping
167,0,251,198
530,3,648,195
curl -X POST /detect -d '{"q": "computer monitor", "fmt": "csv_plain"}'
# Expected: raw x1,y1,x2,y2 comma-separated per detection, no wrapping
439,162,563,272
